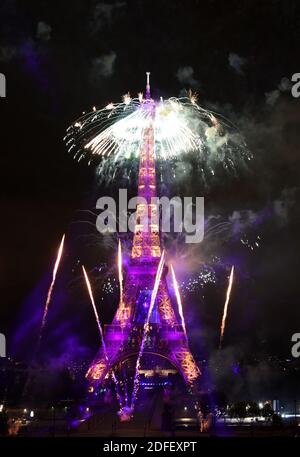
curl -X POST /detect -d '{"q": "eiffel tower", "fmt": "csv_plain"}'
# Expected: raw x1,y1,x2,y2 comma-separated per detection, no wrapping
86,74,201,396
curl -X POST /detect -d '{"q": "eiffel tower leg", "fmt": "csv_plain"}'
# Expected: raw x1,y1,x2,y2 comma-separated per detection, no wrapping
156,280,201,387
173,349,201,387
86,327,129,389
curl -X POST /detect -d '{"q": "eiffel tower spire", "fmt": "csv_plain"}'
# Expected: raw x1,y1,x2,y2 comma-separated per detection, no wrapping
131,85,161,262
146,71,151,99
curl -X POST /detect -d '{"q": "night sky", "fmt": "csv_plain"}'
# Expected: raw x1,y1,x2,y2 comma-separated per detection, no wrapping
1,0,300,370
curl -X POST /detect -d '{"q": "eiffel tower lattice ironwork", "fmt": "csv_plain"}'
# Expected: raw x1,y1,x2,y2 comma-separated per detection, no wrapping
86,74,201,393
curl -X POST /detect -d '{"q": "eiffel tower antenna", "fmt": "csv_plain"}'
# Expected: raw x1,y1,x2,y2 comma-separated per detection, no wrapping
146,71,151,99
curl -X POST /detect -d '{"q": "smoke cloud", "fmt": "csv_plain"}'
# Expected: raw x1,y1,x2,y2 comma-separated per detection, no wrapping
90,51,117,83
228,52,247,74
176,66,199,88
36,21,52,41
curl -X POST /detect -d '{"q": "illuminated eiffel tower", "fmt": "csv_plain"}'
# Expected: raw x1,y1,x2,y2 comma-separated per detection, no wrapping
86,74,200,395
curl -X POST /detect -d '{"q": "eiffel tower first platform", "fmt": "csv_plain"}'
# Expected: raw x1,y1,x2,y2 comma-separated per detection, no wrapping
86,74,201,396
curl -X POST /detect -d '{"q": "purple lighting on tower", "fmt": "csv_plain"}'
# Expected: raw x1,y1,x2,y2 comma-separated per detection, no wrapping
86,74,201,411
146,71,151,99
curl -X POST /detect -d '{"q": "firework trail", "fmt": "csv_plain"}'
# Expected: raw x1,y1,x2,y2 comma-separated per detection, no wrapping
82,265,103,336
118,239,124,306
131,251,165,409
82,265,124,408
219,265,235,349
170,264,187,337
39,234,65,342
123,363,129,407
25,234,65,398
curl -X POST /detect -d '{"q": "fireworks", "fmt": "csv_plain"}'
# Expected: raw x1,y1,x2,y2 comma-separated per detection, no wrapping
131,251,165,409
240,234,261,251
39,234,65,340
118,406,133,422
69,98,203,160
64,88,251,183
181,266,217,294
170,264,187,337
219,266,235,349
118,240,124,306
82,265,124,408
82,265,103,337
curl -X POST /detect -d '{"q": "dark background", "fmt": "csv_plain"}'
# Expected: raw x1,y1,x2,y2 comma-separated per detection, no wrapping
0,0,300,375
